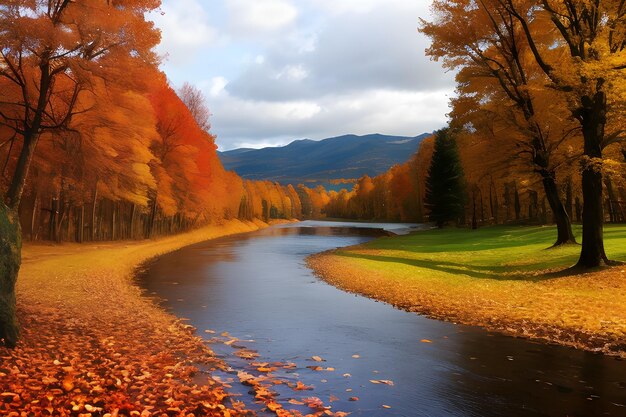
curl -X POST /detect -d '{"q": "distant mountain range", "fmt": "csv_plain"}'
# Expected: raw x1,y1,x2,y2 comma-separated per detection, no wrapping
218,133,430,188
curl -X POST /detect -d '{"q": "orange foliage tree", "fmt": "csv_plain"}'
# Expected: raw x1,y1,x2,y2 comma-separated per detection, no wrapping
0,0,161,347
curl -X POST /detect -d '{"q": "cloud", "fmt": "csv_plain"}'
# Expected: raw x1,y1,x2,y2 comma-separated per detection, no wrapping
226,0,298,36
151,0,218,65
309,0,430,16
226,3,453,101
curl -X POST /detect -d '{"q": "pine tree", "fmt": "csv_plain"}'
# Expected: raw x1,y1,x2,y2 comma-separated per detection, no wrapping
425,129,466,228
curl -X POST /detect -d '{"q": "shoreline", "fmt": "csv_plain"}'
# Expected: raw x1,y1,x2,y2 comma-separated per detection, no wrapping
306,229,626,359
1,219,288,415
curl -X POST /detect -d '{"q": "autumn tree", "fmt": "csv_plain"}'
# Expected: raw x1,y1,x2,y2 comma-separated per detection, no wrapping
178,82,211,132
425,129,467,227
421,0,578,245
0,0,160,347
496,0,626,267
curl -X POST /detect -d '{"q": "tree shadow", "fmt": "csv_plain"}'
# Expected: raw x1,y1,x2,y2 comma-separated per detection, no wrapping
376,226,577,255
335,251,556,282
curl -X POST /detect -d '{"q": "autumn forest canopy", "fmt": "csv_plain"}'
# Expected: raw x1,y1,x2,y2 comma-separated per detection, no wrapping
1,0,626,346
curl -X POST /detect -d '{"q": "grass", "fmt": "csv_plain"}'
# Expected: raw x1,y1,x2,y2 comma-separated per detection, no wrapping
308,224,626,357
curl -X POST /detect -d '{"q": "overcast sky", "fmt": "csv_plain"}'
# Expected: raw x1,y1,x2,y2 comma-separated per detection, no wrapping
151,0,454,150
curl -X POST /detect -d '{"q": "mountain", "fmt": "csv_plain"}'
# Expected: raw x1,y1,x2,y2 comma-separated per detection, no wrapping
218,133,430,188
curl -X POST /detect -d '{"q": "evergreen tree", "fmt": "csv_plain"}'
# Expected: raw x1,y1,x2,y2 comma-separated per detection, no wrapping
424,129,466,228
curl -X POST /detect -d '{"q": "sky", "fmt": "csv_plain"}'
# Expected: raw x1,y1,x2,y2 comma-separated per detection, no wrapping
150,0,455,151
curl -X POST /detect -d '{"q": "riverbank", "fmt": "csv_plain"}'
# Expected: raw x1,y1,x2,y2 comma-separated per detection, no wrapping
0,219,279,415
308,225,626,357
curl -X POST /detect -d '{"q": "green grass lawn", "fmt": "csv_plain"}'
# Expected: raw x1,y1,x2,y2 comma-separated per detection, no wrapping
308,224,626,356
354,224,626,276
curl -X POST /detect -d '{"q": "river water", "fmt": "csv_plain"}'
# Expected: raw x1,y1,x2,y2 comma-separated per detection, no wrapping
138,221,626,417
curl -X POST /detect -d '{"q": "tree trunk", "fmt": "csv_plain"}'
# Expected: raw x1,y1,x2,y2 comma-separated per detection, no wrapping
540,198,547,224
605,177,619,223
0,203,21,347
514,183,521,221
541,170,577,246
471,191,478,230
576,89,609,268
111,201,116,241
65,204,72,242
129,204,136,240
77,205,84,243
91,185,98,242
146,196,158,239
6,131,40,210
565,177,573,220
30,193,39,241
49,198,59,242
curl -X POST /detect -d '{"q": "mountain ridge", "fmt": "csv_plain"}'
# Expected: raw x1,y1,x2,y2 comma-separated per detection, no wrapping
218,133,431,188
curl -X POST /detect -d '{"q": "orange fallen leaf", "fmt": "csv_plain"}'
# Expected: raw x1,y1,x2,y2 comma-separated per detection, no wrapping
420,339,433,344
292,381,313,391
288,399,305,405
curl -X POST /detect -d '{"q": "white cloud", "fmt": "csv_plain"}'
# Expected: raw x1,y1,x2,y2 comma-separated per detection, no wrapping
226,3,453,101
151,0,218,65
309,0,428,16
226,0,298,35
209,77,229,97
276,65,309,81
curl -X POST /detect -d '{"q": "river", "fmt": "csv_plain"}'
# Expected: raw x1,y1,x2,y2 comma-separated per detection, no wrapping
138,221,626,417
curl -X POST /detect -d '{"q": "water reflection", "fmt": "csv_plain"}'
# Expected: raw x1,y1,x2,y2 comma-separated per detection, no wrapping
138,222,626,417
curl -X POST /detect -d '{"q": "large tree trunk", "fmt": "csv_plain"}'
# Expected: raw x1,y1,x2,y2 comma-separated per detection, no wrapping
540,170,577,246
1,60,50,347
0,203,21,347
6,133,40,211
576,89,609,268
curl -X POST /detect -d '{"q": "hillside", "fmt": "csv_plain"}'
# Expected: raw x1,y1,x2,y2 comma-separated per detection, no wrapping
218,133,430,187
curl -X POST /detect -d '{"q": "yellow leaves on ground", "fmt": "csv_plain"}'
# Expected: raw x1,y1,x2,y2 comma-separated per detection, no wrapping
0,221,272,416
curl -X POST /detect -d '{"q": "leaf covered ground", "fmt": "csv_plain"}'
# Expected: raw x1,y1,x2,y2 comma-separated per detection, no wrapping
0,219,348,417
308,225,626,357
